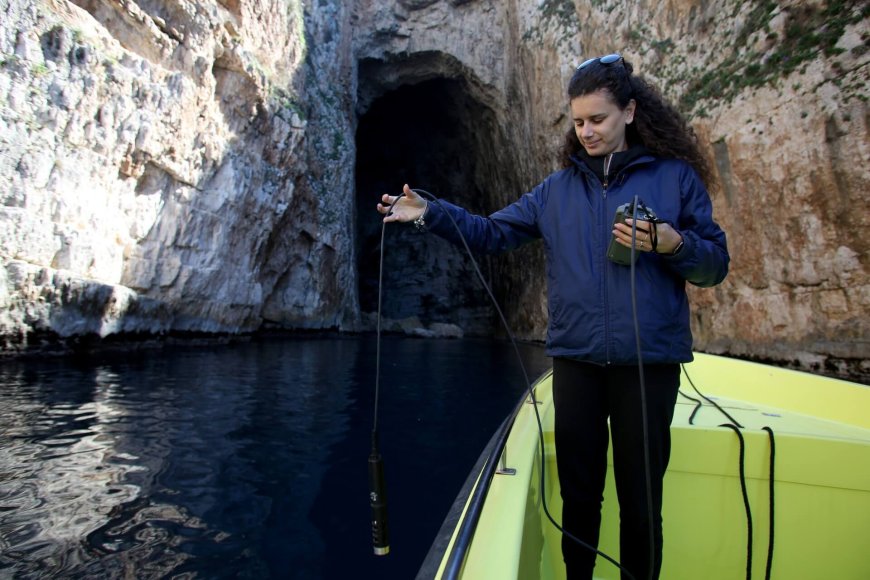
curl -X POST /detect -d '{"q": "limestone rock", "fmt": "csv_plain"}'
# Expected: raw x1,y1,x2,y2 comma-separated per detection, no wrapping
0,0,867,381
1,0,357,352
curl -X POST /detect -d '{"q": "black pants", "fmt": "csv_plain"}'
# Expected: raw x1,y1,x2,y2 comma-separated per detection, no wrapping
552,358,680,580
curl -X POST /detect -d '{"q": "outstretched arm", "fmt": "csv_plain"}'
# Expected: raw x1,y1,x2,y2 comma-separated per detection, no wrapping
376,182,543,255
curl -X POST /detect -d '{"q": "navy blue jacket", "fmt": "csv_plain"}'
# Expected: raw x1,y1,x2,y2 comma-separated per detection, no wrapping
423,153,729,365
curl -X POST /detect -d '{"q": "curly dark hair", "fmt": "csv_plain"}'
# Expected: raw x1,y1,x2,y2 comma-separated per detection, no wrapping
558,56,716,190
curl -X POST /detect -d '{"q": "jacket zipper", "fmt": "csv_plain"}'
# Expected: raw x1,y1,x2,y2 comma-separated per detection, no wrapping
602,153,612,364
602,153,613,192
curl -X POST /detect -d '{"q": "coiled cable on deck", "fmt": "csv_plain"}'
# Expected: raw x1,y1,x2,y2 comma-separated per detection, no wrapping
680,366,776,580
761,426,776,580
720,423,753,580
680,363,742,428
677,389,704,426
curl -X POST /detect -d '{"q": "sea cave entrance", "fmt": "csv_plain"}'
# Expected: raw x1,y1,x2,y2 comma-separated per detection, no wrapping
354,75,498,335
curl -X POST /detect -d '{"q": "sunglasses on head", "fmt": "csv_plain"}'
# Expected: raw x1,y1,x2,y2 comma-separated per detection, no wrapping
576,53,623,71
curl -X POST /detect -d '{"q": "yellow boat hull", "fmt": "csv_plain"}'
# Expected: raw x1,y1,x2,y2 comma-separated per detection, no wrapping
422,353,870,579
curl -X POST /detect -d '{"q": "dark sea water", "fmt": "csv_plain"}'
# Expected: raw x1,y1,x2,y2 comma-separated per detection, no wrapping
0,335,550,579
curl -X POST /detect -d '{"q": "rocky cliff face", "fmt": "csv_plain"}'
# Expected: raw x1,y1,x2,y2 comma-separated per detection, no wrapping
1,0,357,344
1,0,867,381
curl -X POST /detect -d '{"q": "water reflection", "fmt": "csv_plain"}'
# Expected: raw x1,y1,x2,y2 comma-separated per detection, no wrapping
0,336,549,578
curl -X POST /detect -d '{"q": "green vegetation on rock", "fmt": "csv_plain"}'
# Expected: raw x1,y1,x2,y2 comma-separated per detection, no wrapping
679,0,868,114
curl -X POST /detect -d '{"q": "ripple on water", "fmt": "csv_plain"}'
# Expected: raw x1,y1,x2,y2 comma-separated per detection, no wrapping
0,337,550,578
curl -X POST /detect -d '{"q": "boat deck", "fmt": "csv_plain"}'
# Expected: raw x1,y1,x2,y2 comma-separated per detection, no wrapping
425,353,870,580
578,356,870,579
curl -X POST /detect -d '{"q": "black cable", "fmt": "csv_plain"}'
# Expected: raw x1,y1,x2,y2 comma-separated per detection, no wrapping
380,188,782,580
629,196,656,580
410,190,531,390
720,423,752,580
405,189,635,579
368,205,394,556
677,389,703,425
373,206,389,435
681,363,743,428
681,365,778,579
761,426,776,580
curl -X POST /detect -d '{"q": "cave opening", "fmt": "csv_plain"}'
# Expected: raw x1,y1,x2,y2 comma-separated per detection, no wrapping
354,77,498,335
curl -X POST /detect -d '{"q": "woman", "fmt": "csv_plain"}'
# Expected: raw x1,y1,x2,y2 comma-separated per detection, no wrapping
377,54,729,580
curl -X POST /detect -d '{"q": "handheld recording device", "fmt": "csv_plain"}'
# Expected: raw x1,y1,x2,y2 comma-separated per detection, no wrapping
607,200,659,266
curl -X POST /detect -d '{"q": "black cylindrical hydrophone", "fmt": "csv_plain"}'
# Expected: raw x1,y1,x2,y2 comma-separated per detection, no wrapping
368,431,389,555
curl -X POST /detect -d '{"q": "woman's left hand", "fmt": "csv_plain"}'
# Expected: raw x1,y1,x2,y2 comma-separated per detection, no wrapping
614,219,683,254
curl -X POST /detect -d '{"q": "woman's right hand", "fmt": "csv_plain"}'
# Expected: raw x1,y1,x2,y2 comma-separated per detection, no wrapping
377,184,427,223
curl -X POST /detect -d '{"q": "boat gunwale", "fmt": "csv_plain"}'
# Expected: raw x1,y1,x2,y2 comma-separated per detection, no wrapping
416,370,552,579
